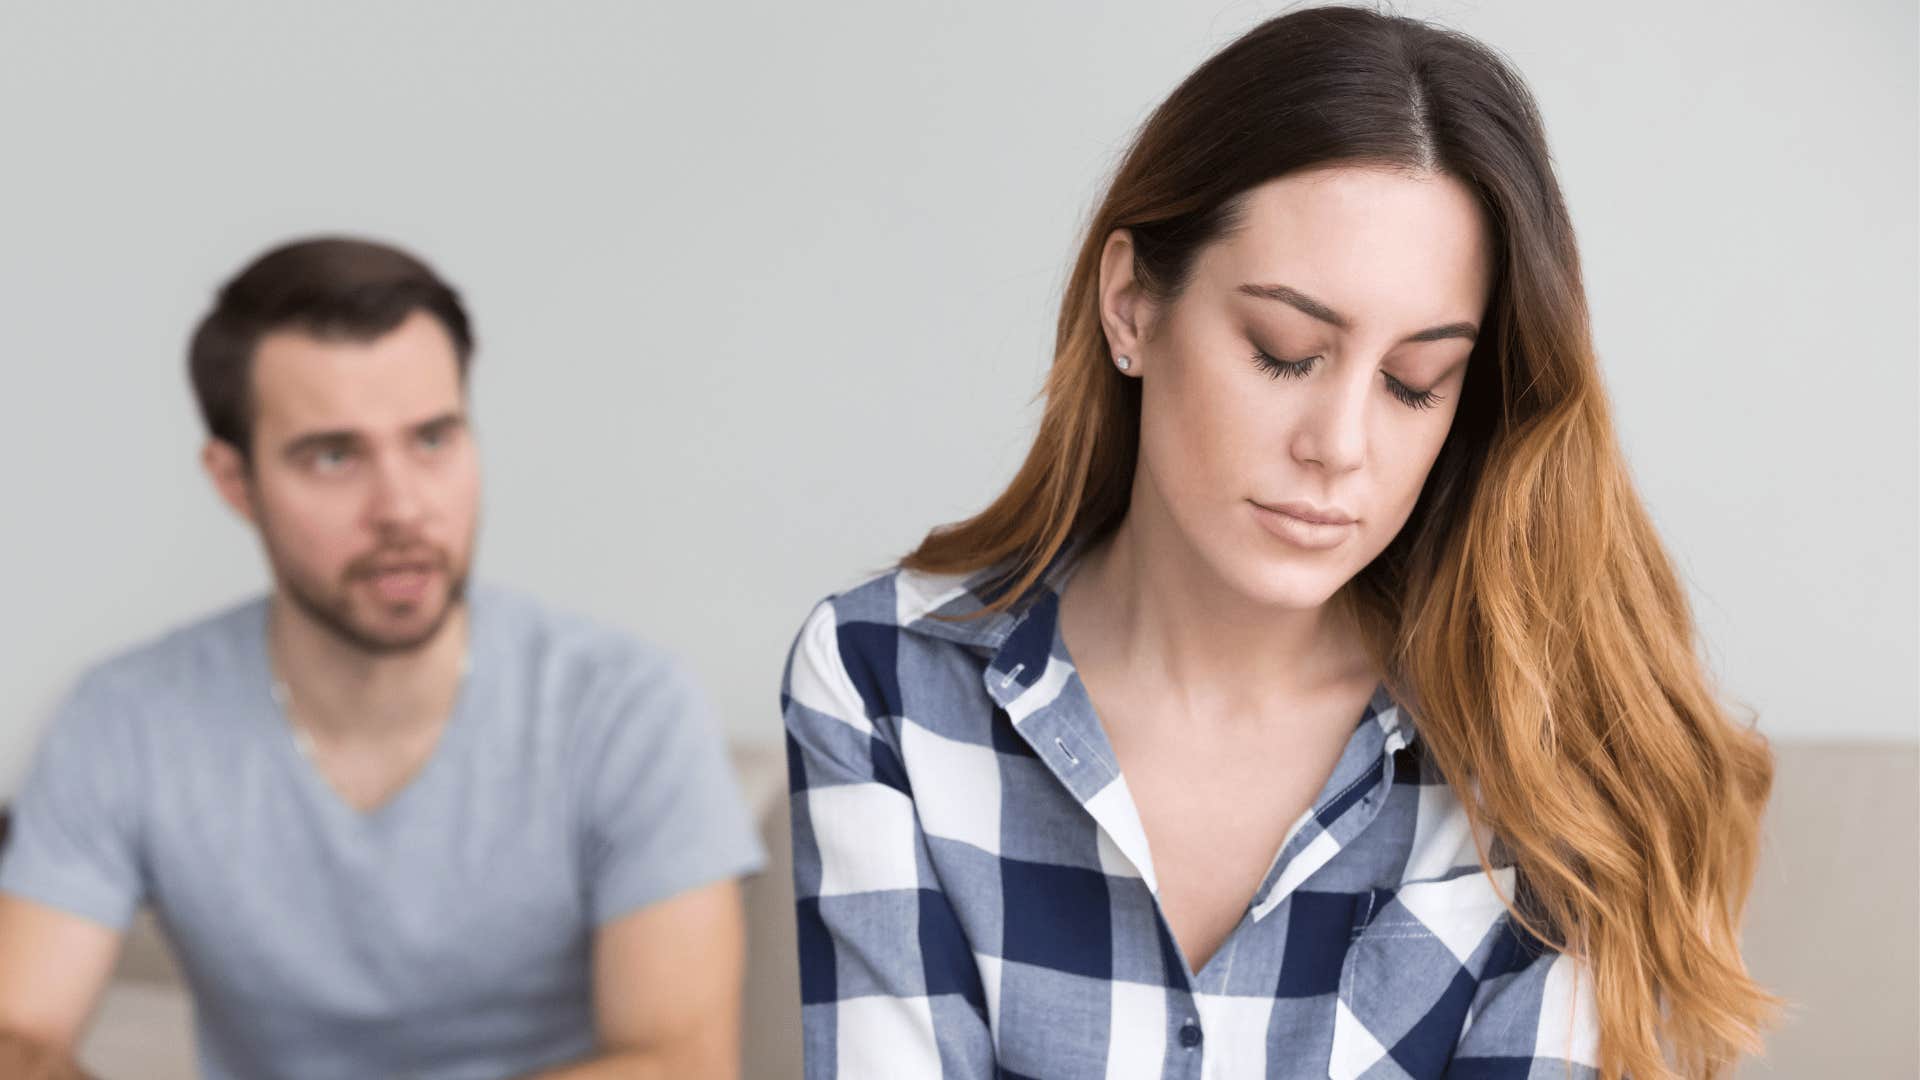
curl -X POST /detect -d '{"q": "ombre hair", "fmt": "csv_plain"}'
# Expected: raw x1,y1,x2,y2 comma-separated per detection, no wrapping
903,7,1776,1076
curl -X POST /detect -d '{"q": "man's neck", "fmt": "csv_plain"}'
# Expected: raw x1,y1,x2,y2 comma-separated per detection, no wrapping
266,594,469,744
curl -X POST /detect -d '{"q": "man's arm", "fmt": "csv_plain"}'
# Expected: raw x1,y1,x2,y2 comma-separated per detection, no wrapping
524,642,764,1079
0,894,124,1078
520,878,747,1080
0,671,150,1080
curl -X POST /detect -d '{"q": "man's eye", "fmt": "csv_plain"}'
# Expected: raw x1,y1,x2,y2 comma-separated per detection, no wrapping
311,447,354,471
417,424,463,453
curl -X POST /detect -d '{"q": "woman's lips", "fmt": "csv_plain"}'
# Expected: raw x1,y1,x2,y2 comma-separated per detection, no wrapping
1249,500,1357,550
1256,499,1356,525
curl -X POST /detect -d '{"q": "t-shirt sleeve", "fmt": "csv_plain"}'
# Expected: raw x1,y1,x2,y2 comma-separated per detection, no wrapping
0,672,146,930
578,649,767,928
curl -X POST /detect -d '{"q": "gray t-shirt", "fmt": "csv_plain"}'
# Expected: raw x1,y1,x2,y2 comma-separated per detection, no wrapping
0,583,765,1080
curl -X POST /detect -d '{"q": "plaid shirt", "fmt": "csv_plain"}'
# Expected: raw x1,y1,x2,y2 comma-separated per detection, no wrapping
784,559,1601,1079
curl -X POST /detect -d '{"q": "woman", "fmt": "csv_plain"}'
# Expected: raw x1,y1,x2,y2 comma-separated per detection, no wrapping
783,7,1775,1078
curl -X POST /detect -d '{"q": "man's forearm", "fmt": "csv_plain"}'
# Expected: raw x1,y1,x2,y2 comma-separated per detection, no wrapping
519,1044,735,1080
0,1030,95,1080
519,1049,658,1080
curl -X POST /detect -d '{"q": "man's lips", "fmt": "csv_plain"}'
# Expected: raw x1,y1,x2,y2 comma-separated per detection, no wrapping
361,565,436,603
361,562,436,576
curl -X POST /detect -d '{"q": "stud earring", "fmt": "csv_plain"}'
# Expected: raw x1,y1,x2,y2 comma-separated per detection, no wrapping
1114,355,1133,372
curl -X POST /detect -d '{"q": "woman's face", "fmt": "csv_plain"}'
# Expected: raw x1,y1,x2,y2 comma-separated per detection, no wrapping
1102,165,1494,610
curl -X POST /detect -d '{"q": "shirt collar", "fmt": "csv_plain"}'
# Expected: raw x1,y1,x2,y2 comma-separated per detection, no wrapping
898,538,1089,656
901,547,1421,910
898,544,1419,755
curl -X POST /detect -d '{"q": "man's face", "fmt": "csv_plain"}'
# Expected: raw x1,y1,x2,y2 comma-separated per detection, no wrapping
213,309,480,654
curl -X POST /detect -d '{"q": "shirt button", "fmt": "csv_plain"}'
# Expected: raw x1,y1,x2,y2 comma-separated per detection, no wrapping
1179,1019,1203,1049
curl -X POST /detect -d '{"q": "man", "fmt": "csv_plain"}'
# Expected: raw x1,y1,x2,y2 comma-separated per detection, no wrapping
0,237,764,1079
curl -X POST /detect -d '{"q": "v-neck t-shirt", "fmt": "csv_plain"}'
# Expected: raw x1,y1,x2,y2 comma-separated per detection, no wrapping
0,582,765,1080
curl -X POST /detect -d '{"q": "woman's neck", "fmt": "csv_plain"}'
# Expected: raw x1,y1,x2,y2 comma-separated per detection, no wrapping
1061,509,1374,723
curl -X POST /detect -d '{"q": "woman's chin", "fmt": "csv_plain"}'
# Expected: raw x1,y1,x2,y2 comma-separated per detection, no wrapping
1211,553,1351,613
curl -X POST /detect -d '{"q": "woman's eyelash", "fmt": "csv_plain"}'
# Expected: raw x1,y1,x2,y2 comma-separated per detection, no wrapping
1250,348,1445,411
1388,379,1443,410
1251,348,1317,380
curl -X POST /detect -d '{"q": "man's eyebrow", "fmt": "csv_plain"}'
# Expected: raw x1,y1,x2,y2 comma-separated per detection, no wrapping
1237,282,1478,343
278,412,466,460
280,429,362,460
410,411,466,434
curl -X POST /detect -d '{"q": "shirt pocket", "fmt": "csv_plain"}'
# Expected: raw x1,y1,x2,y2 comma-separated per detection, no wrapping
1327,866,1516,1080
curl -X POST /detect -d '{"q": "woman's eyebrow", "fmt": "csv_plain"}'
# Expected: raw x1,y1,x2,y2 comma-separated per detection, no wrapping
1237,282,1478,343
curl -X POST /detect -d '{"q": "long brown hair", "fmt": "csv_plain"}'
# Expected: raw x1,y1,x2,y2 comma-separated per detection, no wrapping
904,7,1776,1076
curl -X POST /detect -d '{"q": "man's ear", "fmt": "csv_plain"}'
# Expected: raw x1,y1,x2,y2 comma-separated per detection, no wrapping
201,439,258,524
1097,228,1155,375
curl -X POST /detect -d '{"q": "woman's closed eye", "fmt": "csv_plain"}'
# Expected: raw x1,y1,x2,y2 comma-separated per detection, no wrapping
1249,348,1445,411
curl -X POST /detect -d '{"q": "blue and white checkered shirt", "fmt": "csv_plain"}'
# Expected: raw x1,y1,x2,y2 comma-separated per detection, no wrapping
784,558,1601,1079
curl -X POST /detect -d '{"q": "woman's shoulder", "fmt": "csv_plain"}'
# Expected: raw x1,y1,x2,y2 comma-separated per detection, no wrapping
792,562,1012,655
783,563,1009,739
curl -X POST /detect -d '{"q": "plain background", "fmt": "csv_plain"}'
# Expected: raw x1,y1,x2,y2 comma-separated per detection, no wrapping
0,0,1913,786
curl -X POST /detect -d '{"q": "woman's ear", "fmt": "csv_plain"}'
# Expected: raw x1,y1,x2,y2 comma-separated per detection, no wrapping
1097,229,1152,375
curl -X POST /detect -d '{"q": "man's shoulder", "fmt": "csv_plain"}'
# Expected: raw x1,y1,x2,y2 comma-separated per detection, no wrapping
476,581,670,664
26,596,268,764
69,594,267,705
473,582,690,712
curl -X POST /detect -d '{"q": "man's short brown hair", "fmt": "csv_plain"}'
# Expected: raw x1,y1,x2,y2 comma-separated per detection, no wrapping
188,236,475,457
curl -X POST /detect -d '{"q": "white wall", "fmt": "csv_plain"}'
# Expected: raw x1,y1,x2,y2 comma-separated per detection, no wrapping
0,0,1912,792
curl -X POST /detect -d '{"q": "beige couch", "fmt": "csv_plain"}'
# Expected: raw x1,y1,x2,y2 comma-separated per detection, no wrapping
76,742,1918,1078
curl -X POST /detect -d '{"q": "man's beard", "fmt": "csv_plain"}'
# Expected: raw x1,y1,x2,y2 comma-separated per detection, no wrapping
262,523,471,656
